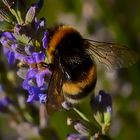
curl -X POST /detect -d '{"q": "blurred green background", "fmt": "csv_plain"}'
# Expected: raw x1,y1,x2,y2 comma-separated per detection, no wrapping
0,0,140,139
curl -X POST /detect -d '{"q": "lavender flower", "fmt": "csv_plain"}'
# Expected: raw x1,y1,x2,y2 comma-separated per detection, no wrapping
22,66,51,103
0,0,51,103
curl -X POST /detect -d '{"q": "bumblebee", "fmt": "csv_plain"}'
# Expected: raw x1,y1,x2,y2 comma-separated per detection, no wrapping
45,24,138,108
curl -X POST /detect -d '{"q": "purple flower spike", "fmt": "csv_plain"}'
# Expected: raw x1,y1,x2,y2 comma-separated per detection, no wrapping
0,0,50,104
42,31,48,49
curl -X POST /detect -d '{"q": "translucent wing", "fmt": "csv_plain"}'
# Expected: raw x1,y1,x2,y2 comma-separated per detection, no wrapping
85,39,139,70
46,60,64,111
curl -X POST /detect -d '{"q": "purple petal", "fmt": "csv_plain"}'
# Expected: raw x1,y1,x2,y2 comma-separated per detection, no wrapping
27,69,38,79
27,86,44,102
14,52,25,61
39,18,46,28
32,52,45,63
36,69,51,87
38,94,47,103
27,94,37,102
7,51,15,64
42,31,48,49
1,32,15,40
0,38,7,46
22,79,30,90
34,18,40,32
3,47,15,64
24,56,35,64
22,69,38,89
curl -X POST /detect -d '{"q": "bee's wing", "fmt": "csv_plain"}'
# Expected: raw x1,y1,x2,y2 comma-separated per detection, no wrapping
46,61,64,112
85,39,139,70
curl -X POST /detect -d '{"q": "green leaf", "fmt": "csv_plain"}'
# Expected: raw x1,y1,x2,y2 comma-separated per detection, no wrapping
15,0,26,24
0,21,14,31
2,0,15,8
0,8,15,23
13,33,32,45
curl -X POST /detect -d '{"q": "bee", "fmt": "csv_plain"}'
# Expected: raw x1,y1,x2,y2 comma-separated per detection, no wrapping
45,24,138,109
6,24,138,110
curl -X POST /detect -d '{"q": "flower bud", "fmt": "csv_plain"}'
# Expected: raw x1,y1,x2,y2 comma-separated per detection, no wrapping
67,118,89,136
62,101,73,110
25,5,37,24
90,90,112,133
74,122,89,136
25,0,44,24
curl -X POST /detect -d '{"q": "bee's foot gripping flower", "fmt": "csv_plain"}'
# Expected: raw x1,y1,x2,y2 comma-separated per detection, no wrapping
0,0,51,103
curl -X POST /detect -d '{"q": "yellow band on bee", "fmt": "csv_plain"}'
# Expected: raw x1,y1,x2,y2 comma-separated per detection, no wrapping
47,25,77,63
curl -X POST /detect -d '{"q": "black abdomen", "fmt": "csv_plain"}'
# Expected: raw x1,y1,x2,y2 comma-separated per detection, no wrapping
56,30,93,82
48,25,97,102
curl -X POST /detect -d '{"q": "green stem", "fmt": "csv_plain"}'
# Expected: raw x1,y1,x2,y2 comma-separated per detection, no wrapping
73,107,90,122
